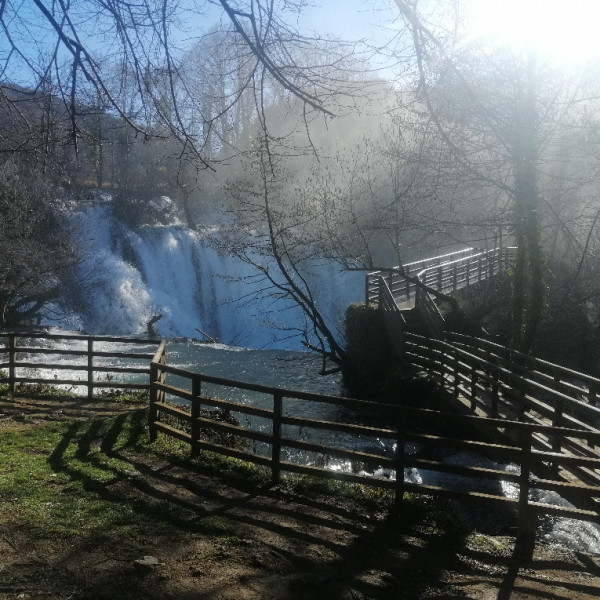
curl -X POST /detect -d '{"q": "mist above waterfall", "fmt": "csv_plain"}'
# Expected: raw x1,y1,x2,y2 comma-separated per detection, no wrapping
56,193,363,349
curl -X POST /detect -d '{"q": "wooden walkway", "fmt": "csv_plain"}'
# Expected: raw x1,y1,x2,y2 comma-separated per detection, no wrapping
368,246,600,523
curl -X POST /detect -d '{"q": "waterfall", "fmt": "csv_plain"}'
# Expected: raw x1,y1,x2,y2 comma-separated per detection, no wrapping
57,195,363,349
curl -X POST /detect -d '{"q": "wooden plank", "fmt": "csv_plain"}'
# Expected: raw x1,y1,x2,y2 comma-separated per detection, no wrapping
405,457,520,483
8,331,155,344
155,402,192,422
193,416,273,445
529,501,600,521
191,439,272,468
153,421,192,443
281,437,395,467
154,382,274,420
11,362,149,374
531,477,600,495
281,414,397,440
11,377,149,390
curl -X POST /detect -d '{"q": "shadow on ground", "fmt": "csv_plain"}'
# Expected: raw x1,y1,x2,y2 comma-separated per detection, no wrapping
2,403,600,599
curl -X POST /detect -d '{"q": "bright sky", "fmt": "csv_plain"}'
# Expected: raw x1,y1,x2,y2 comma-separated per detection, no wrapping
463,0,600,65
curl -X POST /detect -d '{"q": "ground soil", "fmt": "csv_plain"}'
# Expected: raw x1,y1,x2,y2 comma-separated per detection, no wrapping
1,397,600,599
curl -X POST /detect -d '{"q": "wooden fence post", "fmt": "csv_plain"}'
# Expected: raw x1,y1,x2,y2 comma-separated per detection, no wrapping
149,362,159,442
588,382,597,408
8,333,16,396
191,376,202,458
518,429,536,543
394,414,406,514
159,347,167,403
272,393,283,484
588,382,598,449
470,365,477,411
87,338,94,401
438,345,446,387
453,348,460,398
491,368,499,418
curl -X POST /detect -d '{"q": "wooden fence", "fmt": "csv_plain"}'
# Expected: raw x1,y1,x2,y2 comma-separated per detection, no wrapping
2,330,599,538
0,331,160,400
148,344,600,539
404,332,600,485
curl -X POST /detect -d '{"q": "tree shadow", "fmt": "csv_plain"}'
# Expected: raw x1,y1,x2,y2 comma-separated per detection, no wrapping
33,410,600,600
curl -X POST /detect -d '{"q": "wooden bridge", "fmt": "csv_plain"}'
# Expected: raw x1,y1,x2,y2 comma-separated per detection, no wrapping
366,247,600,528
2,252,600,541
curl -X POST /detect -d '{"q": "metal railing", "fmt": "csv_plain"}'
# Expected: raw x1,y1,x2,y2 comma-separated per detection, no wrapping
366,247,489,305
367,247,516,337
367,247,515,301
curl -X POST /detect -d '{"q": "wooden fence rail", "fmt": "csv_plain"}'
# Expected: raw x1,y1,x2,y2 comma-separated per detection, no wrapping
148,345,600,539
0,331,160,400
404,332,600,487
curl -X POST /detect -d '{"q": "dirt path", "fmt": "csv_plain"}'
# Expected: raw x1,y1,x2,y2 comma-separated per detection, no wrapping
2,397,600,599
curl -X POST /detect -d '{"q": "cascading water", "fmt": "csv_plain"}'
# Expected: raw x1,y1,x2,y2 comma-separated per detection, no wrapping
57,193,363,348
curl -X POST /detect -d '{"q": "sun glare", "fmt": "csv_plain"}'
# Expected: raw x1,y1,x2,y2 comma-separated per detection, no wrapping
464,0,600,65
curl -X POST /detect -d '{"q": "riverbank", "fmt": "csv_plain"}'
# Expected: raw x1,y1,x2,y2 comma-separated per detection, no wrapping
1,397,600,599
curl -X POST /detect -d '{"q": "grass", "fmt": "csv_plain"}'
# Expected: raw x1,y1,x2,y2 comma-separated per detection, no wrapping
0,412,154,538
1,402,464,571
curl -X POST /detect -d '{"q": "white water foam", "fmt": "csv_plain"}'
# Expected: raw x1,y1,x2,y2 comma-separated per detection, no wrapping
55,199,363,350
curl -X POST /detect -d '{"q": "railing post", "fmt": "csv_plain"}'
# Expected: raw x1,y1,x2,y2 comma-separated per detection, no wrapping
272,393,283,484
453,348,460,398
437,266,443,291
8,333,16,396
378,275,385,307
149,362,159,442
588,382,598,448
452,262,458,291
518,429,536,543
470,365,477,411
394,413,406,514
160,346,167,403
191,375,202,458
491,367,499,418
588,382,598,407
87,338,94,401
438,344,445,386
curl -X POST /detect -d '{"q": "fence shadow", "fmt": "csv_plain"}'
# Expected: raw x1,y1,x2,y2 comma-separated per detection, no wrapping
1,407,595,599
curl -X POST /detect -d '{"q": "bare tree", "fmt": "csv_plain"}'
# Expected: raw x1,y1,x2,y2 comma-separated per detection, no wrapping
0,156,79,326
0,1,361,166
389,0,600,352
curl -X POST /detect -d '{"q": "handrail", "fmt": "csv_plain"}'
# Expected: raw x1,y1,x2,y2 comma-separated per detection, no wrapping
403,332,600,488
2,329,600,537
366,246,516,305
